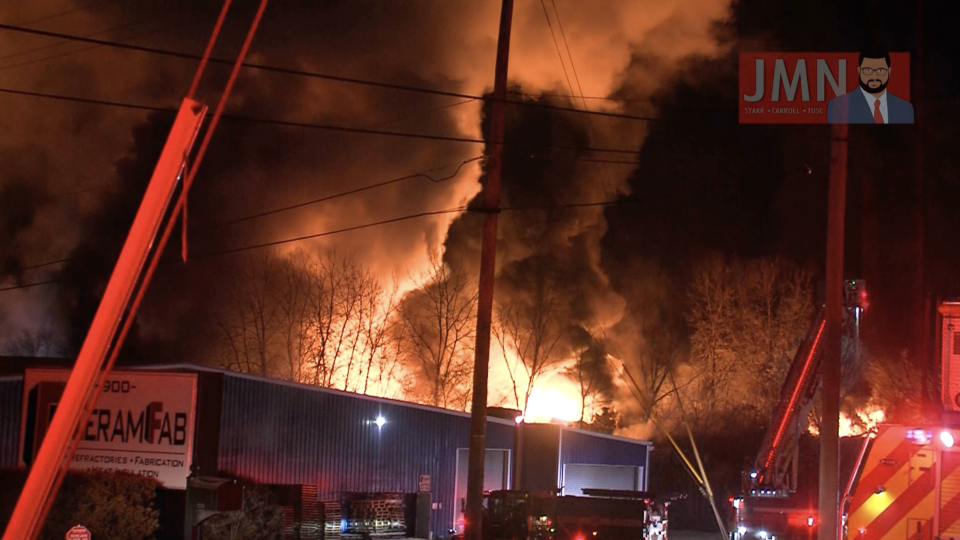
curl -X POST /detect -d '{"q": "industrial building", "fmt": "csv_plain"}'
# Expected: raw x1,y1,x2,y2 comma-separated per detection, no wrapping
0,362,652,539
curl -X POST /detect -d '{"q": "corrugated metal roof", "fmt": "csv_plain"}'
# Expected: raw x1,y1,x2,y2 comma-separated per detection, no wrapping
136,363,515,425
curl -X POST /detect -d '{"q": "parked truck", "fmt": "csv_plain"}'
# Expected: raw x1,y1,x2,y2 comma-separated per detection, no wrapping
455,489,669,540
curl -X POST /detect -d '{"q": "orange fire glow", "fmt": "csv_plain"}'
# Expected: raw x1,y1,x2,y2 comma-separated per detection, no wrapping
808,404,885,437
519,371,598,424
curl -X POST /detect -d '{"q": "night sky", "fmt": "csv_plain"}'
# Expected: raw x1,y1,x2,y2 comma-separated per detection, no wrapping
1,0,958,428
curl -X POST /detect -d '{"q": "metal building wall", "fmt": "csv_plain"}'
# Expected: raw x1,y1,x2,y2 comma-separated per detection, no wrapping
517,423,562,492
558,427,651,491
517,424,652,492
217,373,515,539
0,376,22,468
559,427,650,468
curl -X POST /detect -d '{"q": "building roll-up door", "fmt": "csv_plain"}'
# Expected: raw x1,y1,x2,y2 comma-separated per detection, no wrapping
941,451,960,537
561,464,641,496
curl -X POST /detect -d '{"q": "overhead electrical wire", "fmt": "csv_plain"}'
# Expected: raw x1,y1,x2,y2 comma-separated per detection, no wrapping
0,85,658,155
202,155,484,230
0,18,151,64
539,0,576,107
540,0,621,216
6,196,643,290
0,23,166,72
196,207,468,258
0,22,662,123
198,197,640,257
0,279,58,293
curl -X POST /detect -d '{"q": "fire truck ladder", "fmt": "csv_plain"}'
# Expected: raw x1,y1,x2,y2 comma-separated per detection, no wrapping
746,280,866,496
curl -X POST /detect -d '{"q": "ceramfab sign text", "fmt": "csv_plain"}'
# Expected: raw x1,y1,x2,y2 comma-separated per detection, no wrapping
19,368,198,489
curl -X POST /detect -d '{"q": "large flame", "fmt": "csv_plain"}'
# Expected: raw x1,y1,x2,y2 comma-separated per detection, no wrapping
523,382,582,423
517,369,605,424
809,404,886,437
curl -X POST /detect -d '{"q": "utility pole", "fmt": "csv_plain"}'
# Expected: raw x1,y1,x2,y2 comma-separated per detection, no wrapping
465,2,514,540
914,0,929,422
821,121,847,540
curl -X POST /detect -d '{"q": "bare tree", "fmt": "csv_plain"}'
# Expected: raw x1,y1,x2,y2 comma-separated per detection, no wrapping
275,252,313,382
685,253,738,423
358,278,404,396
399,252,477,409
3,327,66,357
213,253,283,377
564,327,611,425
304,253,367,388
493,262,567,414
685,254,814,430
608,261,685,425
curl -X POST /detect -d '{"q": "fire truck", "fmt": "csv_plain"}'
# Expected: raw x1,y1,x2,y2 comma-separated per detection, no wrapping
837,299,960,540
735,292,960,540
454,489,670,540
731,279,867,540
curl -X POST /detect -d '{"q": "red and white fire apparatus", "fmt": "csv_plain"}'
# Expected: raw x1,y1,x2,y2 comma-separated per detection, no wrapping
733,293,960,540
839,299,960,540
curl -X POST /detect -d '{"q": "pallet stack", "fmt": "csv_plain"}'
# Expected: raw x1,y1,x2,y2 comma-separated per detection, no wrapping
280,505,297,540
320,500,342,540
346,493,405,535
300,485,320,540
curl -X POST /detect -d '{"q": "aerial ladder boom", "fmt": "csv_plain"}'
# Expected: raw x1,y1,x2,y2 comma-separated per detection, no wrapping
744,280,867,496
748,307,826,494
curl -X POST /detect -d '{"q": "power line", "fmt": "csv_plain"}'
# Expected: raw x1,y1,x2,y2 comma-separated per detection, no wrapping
0,86,164,112
0,86,649,155
196,207,469,258
0,22,166,72
202,155,484,230
0,22,662,124
539,0,576,109
204,198,640,257
0,17,154,66
0,279,58,293
361,97,479,130
542,0,622,215
8,196,643,285
22,258,73,270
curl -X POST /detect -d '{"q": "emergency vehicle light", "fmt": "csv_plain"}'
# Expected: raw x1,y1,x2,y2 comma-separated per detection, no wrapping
807,517,814,527
906,429,932,444
942,430,955,448
738,527,747,536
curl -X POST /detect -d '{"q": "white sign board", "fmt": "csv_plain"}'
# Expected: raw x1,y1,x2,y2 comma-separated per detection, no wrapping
20,368,198,489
